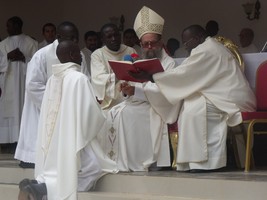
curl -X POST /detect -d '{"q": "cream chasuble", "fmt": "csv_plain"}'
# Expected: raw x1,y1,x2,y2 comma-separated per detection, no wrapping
153,37,256,170
35,62,115,200
100,50,180,171
15,40,90,164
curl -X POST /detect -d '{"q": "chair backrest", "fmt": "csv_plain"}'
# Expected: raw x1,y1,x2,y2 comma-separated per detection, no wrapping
255,60,267,111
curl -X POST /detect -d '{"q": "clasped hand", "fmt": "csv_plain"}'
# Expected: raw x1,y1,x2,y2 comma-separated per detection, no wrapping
7,48,25,62
120,82,135,96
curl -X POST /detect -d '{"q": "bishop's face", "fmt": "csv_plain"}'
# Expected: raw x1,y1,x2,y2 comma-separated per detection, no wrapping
140,33,163,59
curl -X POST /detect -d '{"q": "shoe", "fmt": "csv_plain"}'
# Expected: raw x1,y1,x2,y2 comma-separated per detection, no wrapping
19,179,47,200
189,169,212,173
189,168,225,173
159,166,173,171
19,161,35,169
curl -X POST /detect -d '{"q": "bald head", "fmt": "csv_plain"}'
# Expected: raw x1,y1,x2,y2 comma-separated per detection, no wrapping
57,21,79,44
56,40,82,65
182,24,207,54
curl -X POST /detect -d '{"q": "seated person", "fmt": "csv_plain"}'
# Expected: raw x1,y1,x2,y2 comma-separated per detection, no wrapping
205,20,219,37
90,24,136,111
123,28,142,55
98,6,180,172
238,28,258,53
166,38,180,57
81,30,99,75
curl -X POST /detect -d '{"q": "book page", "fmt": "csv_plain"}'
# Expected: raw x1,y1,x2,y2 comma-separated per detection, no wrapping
108,60,142,82
133,58,164,74
109,58,164,83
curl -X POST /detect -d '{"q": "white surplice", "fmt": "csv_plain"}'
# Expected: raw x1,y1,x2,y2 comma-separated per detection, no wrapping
35,62,117,200
0,34,38,143
99,50,181,171
14,40,59,163
15,40,89,163
153,37,256,171
81,47,92,75
38,40,49,49
239,43,259,54
91,44,136,110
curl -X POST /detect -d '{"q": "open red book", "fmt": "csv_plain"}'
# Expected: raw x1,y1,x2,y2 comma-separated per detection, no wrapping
108,58,164,83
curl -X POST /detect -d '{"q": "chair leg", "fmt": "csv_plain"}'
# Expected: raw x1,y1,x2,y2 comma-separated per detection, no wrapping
245,121,254,172
169,132,178,170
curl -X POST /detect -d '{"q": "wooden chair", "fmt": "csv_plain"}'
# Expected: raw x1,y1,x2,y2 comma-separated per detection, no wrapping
241,60,267,172
168,122,178,169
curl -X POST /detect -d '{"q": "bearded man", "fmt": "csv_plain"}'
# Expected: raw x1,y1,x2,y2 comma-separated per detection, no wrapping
98,6,180,171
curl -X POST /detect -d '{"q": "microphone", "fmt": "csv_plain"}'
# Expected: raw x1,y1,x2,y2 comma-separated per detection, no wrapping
123,54,133,62
130,53,139,62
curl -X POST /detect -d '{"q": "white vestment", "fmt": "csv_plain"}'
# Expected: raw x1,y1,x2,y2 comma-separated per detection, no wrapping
99,50,180,171
174,46,189,58
38,40,49,49
0,34,38,143
153,37,256,171
91,44,136,110
81,47,92,75
15,40,89,163
35,62,116,200
239,43,259,54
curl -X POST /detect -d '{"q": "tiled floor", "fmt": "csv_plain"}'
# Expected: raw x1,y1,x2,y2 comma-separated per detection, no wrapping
2,153,266,184
128,168,267,182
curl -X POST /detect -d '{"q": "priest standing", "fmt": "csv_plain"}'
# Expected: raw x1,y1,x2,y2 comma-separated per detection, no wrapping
0,16,38,150
130,24,256,172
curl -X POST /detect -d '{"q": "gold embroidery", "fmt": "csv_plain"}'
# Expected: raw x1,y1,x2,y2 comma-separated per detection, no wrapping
135,7,163,39
109,126,115,134
108,150,115,160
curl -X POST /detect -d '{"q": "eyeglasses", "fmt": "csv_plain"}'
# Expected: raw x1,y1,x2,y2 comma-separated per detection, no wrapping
183,38,194,47
140,39,161,48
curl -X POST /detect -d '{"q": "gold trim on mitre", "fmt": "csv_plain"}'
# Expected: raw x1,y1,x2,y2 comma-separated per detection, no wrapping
134,6,164,39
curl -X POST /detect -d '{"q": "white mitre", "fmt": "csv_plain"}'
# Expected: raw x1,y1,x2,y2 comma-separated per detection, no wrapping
134,6,165,39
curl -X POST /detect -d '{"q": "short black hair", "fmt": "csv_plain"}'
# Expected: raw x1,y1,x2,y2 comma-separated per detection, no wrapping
183,24,207,38
167,38,180,47
100,23,118,37
84,31,98,40
42,23,56,33
205,20,219,37
57,21,78,33
8,16,23,29
123,28,137,37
